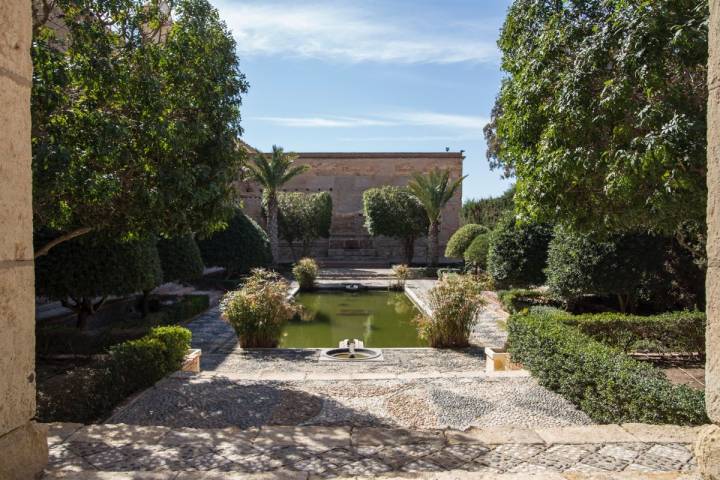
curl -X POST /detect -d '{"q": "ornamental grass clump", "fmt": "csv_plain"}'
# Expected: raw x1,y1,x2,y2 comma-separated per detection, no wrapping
293,258,319,291
416,275,486,348
220,269,297,347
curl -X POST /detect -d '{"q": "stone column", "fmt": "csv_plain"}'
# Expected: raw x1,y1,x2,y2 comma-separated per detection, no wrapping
698,1,720,478
0,0,49,478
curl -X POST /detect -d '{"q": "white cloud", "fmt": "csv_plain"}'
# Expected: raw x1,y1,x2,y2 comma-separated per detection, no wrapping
213,1,498,64
252,112,489,130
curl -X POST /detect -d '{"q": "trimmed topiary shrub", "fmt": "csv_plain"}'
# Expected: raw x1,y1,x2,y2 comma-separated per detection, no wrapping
487,215,552,289
445,224,488,259
293,258,319,291
275,192,332,259
562,311,705,354
464,233,491,272
148,325,193,372
545,228,668,312
198,210,272,278
498,288,561,314
507,310,707,425
220,269,297,347
363,186,429,264
157,235,204,283
35,231,163,329
415,275,485,348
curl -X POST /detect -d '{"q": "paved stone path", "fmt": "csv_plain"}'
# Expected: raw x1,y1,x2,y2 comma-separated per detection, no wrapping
43,423,701,478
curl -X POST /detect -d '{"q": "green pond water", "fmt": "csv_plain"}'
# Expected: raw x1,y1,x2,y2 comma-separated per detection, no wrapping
279,291,427,348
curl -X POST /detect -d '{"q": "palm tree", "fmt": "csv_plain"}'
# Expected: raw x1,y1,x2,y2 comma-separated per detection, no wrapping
408,168,466,267
247,145,309,265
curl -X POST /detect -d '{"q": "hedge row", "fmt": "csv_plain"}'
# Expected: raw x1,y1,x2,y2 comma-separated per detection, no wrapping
37,326,192,423
507,310,707,425
498,288,562,314
562,311,706,354
37,294,208,356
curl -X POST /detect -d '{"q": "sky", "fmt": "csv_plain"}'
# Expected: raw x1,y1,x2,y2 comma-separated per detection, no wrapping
211,0,515,201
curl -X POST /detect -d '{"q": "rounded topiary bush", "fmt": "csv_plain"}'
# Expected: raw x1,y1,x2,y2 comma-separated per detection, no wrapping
445,224,488,259
157,235,204,283
35,231,162,328
293,257,319,290
464,232,491,271
545,228,668,312
198,211,272,278
486,215,552,289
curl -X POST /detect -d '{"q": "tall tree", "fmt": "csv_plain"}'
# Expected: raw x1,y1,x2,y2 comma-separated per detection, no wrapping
407,169,465,266
362,186,429,264
247,146,309,265
31,0,247,257
488,0,708,247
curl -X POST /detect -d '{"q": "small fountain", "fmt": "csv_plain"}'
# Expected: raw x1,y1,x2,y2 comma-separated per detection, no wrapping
319,338,383,362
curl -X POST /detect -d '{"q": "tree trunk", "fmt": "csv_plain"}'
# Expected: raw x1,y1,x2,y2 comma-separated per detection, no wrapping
428,220,440,267
267,195,279,266
140,289,151,317
403,237,415,265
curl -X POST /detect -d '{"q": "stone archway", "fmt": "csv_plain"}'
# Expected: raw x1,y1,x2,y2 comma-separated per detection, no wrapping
697,2,720,478
0,0,48,478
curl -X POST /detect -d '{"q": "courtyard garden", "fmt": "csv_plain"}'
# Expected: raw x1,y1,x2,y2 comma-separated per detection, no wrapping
28,0,716,477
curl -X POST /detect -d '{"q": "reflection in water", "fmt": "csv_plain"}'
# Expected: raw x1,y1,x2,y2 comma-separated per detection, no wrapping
280,291,426,348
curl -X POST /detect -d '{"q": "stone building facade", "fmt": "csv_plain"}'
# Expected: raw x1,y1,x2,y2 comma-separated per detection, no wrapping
237,152,464,265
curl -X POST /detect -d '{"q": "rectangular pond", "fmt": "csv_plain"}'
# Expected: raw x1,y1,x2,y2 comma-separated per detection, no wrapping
279,290,427,348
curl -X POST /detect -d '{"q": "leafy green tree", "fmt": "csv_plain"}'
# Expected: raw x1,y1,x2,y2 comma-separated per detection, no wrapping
275,192,332,260
31,0,247,257
488,0,708,241
35,232,162,329
461,186,515,228
407,169,465,266
157,235,204,284
362,186,429,264
464,233,491,273
198,210,272,278
546,228,668,313
247,146,309,265
487,215,552,288
445,224,488,259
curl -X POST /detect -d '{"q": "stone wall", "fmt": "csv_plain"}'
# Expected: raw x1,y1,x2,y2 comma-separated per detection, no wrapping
0,0,49,477
238,152,464,264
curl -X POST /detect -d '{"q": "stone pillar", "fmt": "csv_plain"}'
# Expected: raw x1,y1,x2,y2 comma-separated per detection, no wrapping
698,1,720,478
0,0,49,479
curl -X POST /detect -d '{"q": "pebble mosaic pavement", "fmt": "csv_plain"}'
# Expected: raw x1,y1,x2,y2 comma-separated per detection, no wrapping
44,423,700,477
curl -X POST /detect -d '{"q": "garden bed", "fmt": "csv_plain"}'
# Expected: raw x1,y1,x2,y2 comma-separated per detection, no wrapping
507,308,708,425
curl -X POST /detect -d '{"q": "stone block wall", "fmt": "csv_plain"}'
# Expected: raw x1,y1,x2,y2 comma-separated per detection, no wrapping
238,152,464,264
0,0,49,477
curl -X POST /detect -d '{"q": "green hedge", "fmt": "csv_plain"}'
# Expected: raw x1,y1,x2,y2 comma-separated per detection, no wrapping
507,310,707,425
445,224,488,258
37,294,208,356
37,326,191,423
498,289,562,314
562,311,705,354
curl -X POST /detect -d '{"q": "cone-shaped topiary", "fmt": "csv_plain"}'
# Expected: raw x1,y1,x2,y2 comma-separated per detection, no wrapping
157,235,204,283
198,210,272,278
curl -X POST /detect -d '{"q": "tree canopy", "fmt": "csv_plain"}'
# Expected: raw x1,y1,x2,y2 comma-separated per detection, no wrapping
488,0,708,237
362,186,429,264
276,192,333,259
32,0,247,256
461,186,515,228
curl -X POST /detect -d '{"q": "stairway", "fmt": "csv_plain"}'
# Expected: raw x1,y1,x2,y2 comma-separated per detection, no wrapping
43,423,700,479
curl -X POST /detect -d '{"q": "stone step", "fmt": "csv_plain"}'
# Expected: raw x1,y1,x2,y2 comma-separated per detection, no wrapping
327,248,379,257
44,423,700,478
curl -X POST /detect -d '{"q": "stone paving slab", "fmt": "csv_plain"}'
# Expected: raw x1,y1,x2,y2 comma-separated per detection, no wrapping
42,424,701,479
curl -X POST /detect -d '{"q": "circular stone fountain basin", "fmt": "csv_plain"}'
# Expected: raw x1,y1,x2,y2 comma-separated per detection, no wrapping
320,347,383,362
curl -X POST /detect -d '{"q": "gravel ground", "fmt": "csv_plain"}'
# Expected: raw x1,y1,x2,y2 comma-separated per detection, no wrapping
109,374,591,430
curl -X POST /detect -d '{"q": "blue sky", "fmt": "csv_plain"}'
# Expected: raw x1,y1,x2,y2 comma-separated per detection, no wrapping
211,0,514,201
